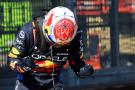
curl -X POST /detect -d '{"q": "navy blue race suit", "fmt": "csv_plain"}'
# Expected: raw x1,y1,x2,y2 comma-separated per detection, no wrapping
8,17,93,90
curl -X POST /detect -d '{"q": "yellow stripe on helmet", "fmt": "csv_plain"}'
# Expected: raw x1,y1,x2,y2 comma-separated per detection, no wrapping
44,26,51,35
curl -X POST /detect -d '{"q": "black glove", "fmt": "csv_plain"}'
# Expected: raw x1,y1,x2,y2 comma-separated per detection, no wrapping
16,56,35,73
77,64,94,78
22,56,35,71
23,56,35,68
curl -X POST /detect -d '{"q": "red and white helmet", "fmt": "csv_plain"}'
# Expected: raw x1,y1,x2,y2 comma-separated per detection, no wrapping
42,6,78,45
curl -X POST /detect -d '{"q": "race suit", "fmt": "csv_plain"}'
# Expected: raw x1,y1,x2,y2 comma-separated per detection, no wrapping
8,18,86,90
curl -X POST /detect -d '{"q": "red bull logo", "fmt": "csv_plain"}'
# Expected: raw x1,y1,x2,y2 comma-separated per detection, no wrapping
35,60,59,68
32,60,60,73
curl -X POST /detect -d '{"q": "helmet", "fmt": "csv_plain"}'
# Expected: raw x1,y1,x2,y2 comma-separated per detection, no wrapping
42,6,78,45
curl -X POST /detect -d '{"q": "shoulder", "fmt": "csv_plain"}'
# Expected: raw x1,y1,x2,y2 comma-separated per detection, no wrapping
15,21,34,43
16,21,34,40
73,30,82,41
21,21,33,33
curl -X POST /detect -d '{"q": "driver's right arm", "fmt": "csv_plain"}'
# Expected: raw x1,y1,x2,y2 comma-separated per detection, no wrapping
8,25,35,73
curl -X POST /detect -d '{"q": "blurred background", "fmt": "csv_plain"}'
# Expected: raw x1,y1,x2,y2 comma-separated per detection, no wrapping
1,0,135,90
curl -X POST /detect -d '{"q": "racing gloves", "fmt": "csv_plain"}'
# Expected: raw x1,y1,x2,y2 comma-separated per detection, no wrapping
77,64,94,78
9,56,35,73
22,56,35,70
